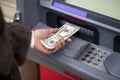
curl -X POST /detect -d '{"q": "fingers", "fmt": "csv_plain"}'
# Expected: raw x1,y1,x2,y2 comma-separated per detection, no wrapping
51,40,66,52
43,39,72,54
41,40,65,54
59,39,66,47
56,41,64,49
66,38,72,42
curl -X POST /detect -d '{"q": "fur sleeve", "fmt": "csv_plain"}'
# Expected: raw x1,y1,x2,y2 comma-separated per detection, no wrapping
6,23,32,66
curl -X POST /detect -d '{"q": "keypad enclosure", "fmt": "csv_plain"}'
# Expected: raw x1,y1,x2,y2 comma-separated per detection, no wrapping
80,44,112,72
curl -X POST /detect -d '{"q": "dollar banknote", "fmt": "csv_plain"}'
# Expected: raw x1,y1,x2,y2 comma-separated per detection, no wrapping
41,22,80,50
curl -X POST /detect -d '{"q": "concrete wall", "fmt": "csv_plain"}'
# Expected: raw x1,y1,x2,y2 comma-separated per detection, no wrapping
20,60,39,80
0,0,16,4
0,0,16,22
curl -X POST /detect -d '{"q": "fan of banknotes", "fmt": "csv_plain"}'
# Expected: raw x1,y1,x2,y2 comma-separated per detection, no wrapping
40,22,80,50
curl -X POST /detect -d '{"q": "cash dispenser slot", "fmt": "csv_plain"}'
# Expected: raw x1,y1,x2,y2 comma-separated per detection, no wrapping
46,11,99,45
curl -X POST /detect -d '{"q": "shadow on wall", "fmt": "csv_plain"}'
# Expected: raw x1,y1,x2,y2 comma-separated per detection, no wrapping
20,59,39,80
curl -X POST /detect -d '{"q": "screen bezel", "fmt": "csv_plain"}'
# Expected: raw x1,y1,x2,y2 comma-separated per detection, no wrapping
52,0,120,29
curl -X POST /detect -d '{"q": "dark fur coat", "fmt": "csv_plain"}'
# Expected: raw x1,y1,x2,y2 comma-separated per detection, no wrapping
0,8,31,80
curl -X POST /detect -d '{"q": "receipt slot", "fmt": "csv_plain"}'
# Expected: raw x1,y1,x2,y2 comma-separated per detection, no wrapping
17,0,120,80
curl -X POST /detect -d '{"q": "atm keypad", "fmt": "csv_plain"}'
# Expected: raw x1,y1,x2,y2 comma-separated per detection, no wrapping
80,44,112,72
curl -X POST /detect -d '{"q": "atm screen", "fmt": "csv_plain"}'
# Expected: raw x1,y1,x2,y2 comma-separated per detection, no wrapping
65,0,120,20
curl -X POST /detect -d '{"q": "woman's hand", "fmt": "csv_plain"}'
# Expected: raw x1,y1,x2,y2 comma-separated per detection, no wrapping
33,28,71,54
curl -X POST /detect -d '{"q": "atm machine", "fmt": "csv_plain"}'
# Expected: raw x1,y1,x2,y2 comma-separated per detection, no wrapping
16,0,120,80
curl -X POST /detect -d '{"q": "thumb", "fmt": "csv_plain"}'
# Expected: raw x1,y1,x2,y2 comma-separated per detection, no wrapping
47,28,58,34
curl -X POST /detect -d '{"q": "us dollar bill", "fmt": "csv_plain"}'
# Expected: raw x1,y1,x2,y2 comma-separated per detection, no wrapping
41,22,80,50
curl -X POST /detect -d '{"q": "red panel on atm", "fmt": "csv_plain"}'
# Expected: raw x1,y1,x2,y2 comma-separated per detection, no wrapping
65,14,86,24
40,65,71,80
